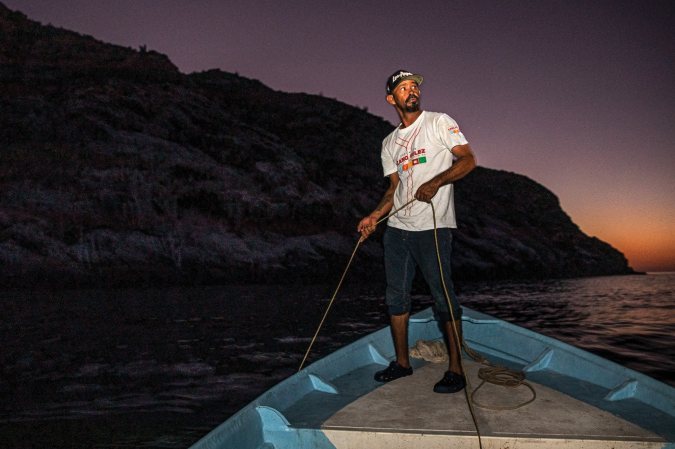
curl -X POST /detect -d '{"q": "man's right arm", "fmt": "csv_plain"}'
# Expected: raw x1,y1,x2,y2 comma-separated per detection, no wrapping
357,173,399,240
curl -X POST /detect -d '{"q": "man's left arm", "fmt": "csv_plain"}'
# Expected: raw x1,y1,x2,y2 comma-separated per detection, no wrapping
414,144,476,203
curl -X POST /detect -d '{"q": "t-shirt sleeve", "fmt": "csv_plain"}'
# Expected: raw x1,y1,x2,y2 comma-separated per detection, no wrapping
436,114,469,152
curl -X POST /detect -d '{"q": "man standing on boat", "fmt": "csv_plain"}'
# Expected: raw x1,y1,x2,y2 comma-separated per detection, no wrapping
358,70,476,393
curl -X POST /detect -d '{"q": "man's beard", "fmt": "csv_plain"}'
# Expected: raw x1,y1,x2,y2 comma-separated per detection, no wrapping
404,95,420,112
404,103,420,112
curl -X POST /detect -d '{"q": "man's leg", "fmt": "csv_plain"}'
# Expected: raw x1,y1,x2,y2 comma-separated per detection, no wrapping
391,312,410,368
433,317,466,393
413,229,466,392
374,311,413,382
444,318,463,375
375,228,415,382
374,312,413,382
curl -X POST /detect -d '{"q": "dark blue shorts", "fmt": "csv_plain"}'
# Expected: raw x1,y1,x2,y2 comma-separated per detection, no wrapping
383,226,462,322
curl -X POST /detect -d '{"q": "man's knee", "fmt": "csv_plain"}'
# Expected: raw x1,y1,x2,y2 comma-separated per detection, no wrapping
388,304,411,316
433,305,463,323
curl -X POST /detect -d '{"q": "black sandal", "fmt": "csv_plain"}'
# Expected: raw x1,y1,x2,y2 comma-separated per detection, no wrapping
374,361,413,382
433,370,466,393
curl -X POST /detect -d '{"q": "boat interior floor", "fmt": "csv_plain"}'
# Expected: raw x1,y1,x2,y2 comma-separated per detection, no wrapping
281,359,669,449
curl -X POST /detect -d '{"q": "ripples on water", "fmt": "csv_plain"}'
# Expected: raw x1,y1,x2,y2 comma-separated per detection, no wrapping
459,274,675,383
1,274,673,448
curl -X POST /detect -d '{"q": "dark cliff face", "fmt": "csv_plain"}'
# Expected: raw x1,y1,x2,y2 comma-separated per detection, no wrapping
0,3,633,288
453,169,633,279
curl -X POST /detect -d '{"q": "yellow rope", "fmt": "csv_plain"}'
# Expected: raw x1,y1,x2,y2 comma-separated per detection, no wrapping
298,237,362,372
471,366,537,410
298,199,415,371
430,201,484,449
429,201,536,412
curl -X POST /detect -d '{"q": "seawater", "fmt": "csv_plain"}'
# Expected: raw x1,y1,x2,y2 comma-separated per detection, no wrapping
1,273,673,448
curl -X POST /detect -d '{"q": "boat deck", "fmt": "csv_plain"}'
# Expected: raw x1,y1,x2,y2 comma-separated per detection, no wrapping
306,360,665,448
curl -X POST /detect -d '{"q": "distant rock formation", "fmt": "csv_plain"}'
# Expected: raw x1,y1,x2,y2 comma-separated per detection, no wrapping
0,3,634,288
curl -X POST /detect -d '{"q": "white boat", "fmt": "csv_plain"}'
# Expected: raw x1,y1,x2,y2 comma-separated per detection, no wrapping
189,307,675,449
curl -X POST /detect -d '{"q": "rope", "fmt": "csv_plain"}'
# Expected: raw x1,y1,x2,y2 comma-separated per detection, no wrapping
471,366,537,410
298,237,362,371
430,201,536,416
430,201,483,449
298,199,415,371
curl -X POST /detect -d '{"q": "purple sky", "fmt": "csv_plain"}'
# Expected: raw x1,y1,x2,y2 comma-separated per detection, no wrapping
5,0,674,271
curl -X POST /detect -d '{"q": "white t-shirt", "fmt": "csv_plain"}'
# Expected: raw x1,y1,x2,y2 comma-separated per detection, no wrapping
381,111,469,231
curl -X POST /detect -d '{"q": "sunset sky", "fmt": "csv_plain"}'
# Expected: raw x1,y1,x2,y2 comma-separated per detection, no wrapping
5,0,674,272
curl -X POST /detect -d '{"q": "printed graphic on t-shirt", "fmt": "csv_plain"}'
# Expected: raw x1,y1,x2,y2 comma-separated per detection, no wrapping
395,127,425,175
394,127,423,216
396,148,427,173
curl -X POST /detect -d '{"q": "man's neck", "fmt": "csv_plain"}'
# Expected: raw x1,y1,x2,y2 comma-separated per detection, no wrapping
398,110,423,128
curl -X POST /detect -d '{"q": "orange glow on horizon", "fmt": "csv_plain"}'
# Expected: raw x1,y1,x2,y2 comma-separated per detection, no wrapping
614,240,675,273
574,209,675,273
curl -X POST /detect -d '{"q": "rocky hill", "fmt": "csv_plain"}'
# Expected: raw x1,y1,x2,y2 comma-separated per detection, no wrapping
0,3,634,289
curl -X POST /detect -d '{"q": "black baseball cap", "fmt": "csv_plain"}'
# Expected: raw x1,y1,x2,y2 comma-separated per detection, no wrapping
386,69,424,94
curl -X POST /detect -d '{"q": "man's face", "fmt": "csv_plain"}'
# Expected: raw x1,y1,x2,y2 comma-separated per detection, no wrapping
388,79,421,112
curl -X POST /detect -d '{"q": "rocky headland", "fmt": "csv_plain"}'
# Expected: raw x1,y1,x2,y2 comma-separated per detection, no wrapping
0,3,634,289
